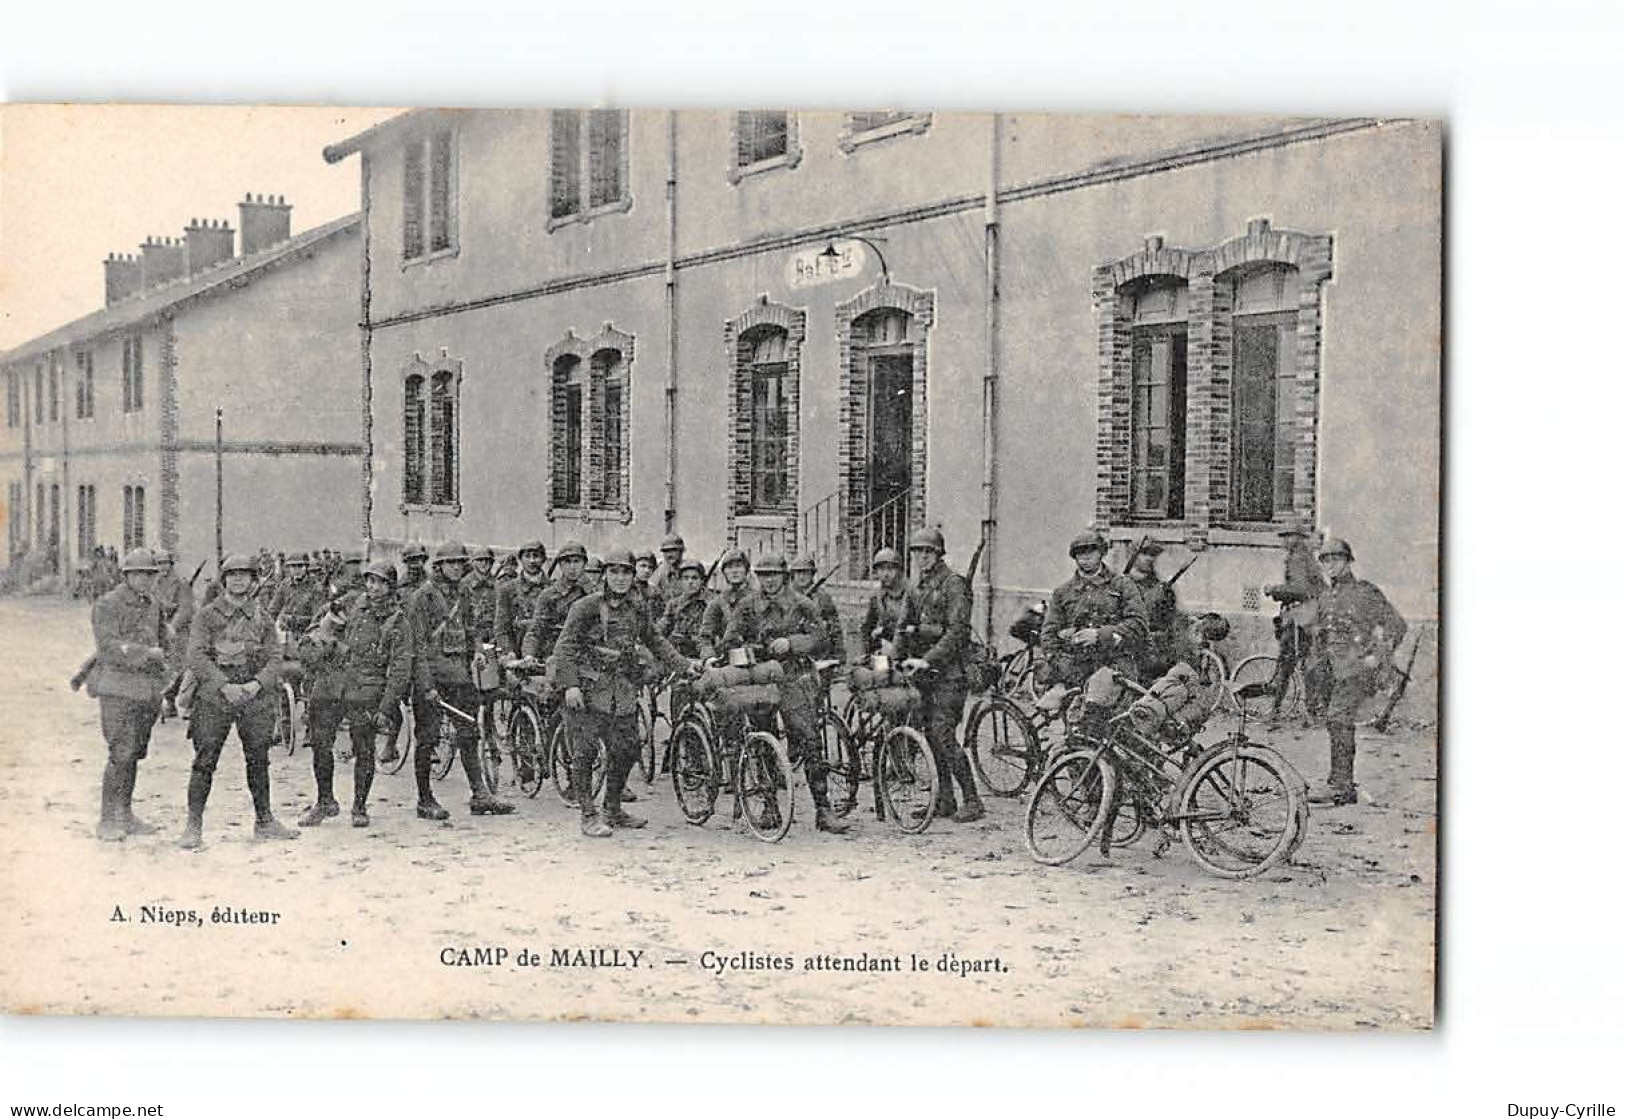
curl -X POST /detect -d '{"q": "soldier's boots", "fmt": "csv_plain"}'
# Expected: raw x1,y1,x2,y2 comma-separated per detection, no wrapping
950,753,986,823
604,807,647,829
1308,724,1358,806
298,798,342,827
1307,783,1357,807
96,819,128,843
470,791,516,816
254,816,301,841
417,797,451,821
580,811,613,838
952,802,987,824
814,806,851,835
124,814,160,836
620,787,640,804
177,820,205,849
351,804,371,828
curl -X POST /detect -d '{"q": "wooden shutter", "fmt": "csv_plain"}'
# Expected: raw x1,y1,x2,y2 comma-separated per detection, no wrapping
403,141,425,259
550,111,581,219
403,375,425,504
428,130,453,252
430,371,456,506
587,110,623,208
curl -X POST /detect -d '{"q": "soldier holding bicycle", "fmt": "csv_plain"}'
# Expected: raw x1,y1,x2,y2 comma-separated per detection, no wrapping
1037,529,1149,737
493,540,551,662
554,548,697,837
720,553,851,835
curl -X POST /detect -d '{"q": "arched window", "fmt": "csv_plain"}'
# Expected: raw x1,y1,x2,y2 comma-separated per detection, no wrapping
592,348,627,507
1228,264,1300,522
429,370,457,506
748,330,791,512
1127,277,1189,520
551,354,584,507
403,373,425,505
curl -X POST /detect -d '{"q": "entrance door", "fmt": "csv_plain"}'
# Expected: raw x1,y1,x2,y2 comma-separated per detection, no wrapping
866,352,913,562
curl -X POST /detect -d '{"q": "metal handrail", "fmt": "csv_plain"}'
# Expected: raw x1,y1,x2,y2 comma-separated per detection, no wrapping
860,485,913,567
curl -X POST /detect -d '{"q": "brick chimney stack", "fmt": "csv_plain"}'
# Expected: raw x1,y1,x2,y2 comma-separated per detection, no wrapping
138,236,186,291
104,253,142,307
237,193,291,257
183,217,235,275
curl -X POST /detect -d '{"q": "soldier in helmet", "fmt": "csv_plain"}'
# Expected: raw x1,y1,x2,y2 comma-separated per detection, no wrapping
1038,528,1148,730
897,527,985,824
295,560,414,828
181,553,300,847
1126,541,1182,683
397,542,429,595
632,548,659,623
88,548,170,840
1310,537,1406,806
650,532,687,606
407,542,515,819
698,548,754,662
656,558,712,657
580,554,604,596
328,549,366,602
858,548,919,661
1264,519,1331,720
554,548,697,836
791,553,846,661
151,548,195,719
494,540,551,662
520,541,589,665
274,551,325,643
720,553,850,834
461,545,500,647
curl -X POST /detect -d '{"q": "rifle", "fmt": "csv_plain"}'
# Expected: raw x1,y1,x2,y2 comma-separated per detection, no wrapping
188,560,207,587
1167,554,1199,587
806,564,839,599
703,548,728,587
1120,534,1148,576
1372,631,1425,734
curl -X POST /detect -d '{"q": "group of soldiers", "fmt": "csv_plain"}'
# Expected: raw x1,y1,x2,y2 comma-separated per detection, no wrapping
83,517,1404,848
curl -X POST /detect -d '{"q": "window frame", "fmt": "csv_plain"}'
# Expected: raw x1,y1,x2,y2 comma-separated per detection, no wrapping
401,127,459,268
546,326,636,523
837,111,933,154
1129,321,1188,522
399,355,462,516
1229,308,1298,525
729,111,803,184
546,109,633,232
121,334,144,414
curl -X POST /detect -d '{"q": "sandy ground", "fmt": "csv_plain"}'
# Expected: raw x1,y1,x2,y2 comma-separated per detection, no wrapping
0,596,1434,1029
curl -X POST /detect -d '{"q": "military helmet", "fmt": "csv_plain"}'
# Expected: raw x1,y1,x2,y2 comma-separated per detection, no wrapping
518,539,547,558
555,540,587,562
431,541,469,565
1137,541,1164,558
634,548,657,567
789,553,817,574
286,551,309,566
1318,537,1355,562
1069,528,1108,556
363,559,397,584
601,547,636,571
152,548,174,565
401,542,429,562
470,544,496,562
220,553,258,576
678,558,706,577
871,547,903,569
754,553,788,575
908,526,946,554
660,533,686,552
342,549,364,564
120,547,160,573
583,555,604,574
720,548,751,572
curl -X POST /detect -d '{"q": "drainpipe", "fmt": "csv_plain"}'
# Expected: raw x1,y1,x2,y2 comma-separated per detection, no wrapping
360,150,375,559
980,112,1002,640
663,111,679,533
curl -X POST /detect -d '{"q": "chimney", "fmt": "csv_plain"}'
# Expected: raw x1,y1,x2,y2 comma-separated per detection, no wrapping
237,192,292,257
104,253,142,306
138,236,186,291
183,217,235,274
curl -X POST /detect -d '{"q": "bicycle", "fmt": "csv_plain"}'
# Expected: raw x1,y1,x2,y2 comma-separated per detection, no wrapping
842,658,941,834
273,678,307,757
1024,670,1309,879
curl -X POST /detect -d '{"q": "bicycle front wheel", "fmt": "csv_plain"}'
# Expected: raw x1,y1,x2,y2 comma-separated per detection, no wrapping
737,731,794,843
670,717,720,825
877,725,938,834
821,710,861,818
966,693,1040,797
1231,654,1299,721
1176,743,1303,879
549,719,606,807
507,702,546,798
636,692,658,784
1023,748,1114,866
277,683,301,756
432,716,458,780
377,702,413,775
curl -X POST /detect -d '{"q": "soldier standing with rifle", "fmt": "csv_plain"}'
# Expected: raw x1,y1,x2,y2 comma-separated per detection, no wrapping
1310,537,1406,807
181,553,300,848
151,549,195,719
554,548,697,837
1037,529,1149,731
295,561,414,828
900,527,985,824
858,547,918,661
790,553,846,661
1126,542,1182,683
655,558,712,657
698,549,754,662
88,548,169,841
376,541,431,768
1264,519,1330,720
519,540,588,666
649,532,686,606
407,542,515,820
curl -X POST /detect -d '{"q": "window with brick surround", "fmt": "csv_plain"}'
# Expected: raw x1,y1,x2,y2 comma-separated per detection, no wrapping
403,128,457,262
593,348,628,508
429,370,458,506
121,335,143,413
547,327,635,519
1093,222,1332,538
549,110,632,229
403,374,425,505
553,356,585,508
748,330,791,512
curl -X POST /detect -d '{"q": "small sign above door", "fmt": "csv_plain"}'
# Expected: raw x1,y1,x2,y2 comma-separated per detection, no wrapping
786,240,871,290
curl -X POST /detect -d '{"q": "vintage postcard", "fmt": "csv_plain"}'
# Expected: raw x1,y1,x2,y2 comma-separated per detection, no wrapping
0,104,1440,1028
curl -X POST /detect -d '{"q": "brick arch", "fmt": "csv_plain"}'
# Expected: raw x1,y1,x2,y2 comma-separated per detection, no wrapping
835,279,935,577
723,297,807,551
545,323,636,520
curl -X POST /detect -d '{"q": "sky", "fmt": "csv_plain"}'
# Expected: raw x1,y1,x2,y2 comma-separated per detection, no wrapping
0,104,401,352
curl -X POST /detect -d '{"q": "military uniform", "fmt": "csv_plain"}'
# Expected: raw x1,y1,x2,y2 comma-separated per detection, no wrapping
461,565,499,647
1040,564,1148,706
554,582,689,832
656,585,712,659
1266,532,1331,717
909,548,983,821
296,582,414,826
1130,571,1181,683
184,568,298,845
1314,544,1405,803
521,577,588,663
494,569,551,660
90,569,169,838
408,564,511,815
858,583,920,659
698,581,753,663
